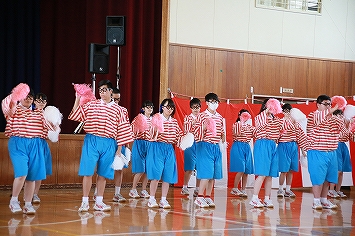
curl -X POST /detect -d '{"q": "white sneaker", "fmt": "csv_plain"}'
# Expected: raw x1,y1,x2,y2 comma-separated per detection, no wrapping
159,199,171,209
113,193,126,202
327,190,340,198
140,190,150,198
78,202,89,212
231,188,242,196
240,190,248,197
93,202,111,211
32,194,41,203
263,199,274,208
284,190,296,198
129,189,140,198
9,201,22,213
204,198,216,207
194,197,209,208
148,198,159,208
337,191,347,198
277,189,285,197
181,187,189,195
249,199,264,208
312,201,323,210
321,200,337,209
23,205,36,214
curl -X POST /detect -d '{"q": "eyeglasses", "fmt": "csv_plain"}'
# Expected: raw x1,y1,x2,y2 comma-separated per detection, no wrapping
98,87,110,93
320,102,331,107
35,99,47,104
163,106,174,110
145,106,153,109
191,105,201,110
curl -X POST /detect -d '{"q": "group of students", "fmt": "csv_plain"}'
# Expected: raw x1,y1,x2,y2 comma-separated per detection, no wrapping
2,80,353,215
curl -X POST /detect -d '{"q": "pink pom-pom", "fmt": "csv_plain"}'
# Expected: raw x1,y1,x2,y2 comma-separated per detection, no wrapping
151,114,164,133
350,121,355,133
266,99,282,114
240,112,251,123
72,83,96,105
11,83,30,102
134,114,148,132
206,117,217,136
331,96,347,110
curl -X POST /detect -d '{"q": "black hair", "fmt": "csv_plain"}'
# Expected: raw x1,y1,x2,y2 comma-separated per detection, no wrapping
159,98,175,116
98,80,113,89
236,109,249,122
259,98,270,114
35,93,47,101
316,94,331,104
190,98,201,108
282,103,292,112
140,100,154,115
28,88,35,98
112,88,120,94
333,109,343,116
205,93,219,102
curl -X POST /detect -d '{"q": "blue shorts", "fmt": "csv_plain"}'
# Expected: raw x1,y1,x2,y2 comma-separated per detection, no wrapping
146,142,177,183
307,150,338,185
277,141,299,173
78,134,117,180
40,138,53,175
184,141,197,171
230,141,253,174
336,142,352,172
8,136,46,181
131,139,150,173
195,141,223,180
253,139,278,177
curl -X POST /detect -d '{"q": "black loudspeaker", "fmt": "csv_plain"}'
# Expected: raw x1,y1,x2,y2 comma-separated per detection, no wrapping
88,43,110,74
106,16,125,45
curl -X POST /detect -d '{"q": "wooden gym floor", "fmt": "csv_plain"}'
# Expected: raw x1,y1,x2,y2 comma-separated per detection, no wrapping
0,187,354,235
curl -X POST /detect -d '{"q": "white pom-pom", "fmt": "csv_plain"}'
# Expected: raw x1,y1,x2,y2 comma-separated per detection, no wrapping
111,154,125,170
123,148,131,165
44,106,63,126
344,105,355,120
47,128,60,142
290,108,306,122
218,140,227,155
179,132,194,150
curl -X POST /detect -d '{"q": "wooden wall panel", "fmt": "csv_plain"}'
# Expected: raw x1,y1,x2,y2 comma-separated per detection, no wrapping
168,44,355,101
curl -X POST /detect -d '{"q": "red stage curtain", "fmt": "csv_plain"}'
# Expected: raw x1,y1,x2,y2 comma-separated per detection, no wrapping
172,95,355,188
40,0,162,133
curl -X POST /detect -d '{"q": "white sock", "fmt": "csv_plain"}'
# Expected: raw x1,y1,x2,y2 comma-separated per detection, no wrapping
286,185,291,192
149,196,155,201
82,197,89,203
11,196,19,202
96,196,103,204
320,197,328,203
313,198,320,204
115,186,121,195
161,197,166,201
252,195,259,201
264,196,270,201
25,202,32,207
279,186,283,191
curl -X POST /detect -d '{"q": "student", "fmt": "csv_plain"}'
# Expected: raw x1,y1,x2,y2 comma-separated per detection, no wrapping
306,95,347,209
146,98,184,208
181,98,201,197
129,100,154,199
230,109,255,198
277,104,308,198
2,84,51,214
249,98,284,208
192,93,225,208
69,80,133,212
328,109,352,198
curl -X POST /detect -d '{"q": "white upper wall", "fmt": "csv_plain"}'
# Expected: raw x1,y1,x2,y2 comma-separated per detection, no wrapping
169,0,355,61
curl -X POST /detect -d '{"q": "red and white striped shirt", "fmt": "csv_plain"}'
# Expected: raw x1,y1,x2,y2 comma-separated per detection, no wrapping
2,95,51,138
131,114,152,140
254,110,284,141
232,121,255,143
184,113,197,134
307,110,348,151
278,118,308,150
68,99,133,146
192,110,224,144
152,114,184,145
